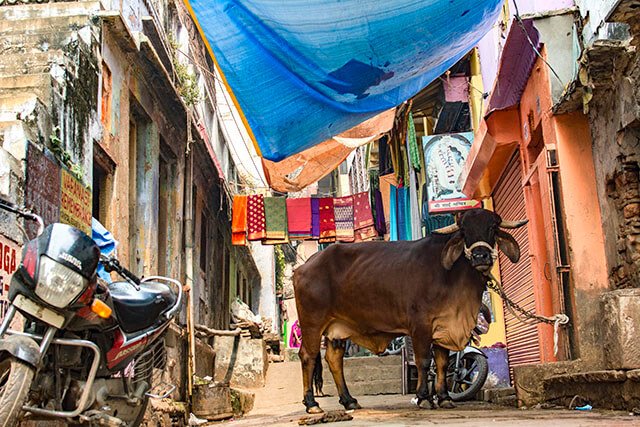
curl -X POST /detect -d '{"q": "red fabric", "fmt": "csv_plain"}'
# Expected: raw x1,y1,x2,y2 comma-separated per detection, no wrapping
232,195,248,246
286,198,312,239
352,191,377,242
247,194,266,241
353,192,375,229
319,197,336,243
334,195,355,243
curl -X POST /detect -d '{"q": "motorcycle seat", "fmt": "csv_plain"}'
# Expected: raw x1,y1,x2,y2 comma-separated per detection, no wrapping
108,281,177,334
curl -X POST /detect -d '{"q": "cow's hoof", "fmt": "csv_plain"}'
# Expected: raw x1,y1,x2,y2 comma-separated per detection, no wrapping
344,401,362,411
340,397,362,411
306,405,324,414
414,398,434,409
438,398,456,409
418,399,433,409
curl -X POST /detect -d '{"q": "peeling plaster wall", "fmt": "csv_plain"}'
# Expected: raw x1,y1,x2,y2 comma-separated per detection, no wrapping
588,52,640,289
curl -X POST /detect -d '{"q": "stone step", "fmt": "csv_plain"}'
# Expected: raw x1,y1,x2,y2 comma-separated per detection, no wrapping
480,387,516,402
0,73,52,104
0,31,70,55
0,1,99,23
0,51,65,76
0,14,94,36
320,356,403,396
322,379,403,397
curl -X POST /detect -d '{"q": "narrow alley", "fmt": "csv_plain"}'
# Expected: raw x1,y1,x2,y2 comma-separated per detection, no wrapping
0,0,640,426
220,361,639,426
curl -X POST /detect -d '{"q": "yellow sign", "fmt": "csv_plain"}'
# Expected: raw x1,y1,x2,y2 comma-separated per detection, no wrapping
60,169,92,236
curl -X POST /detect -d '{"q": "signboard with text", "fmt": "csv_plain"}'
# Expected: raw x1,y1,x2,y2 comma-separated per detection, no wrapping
0,234,22,329
60,169,92,235
25,144,61,235
423,132,481,213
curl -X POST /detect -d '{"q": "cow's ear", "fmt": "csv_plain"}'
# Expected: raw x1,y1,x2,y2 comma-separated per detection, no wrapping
441,233,464,270
496,230,520,263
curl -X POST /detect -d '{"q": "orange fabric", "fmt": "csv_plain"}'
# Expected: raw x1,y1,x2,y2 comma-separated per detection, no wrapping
263,109,396,192
378,173,398,239
232,195,248,246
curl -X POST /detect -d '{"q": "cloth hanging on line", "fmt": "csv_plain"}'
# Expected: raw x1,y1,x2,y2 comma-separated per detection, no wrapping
379,173,397,238
396,186,408,241
247,194,266,241
407,112,421,171
311,198,320,239
319,197,336,243
353,192,377,242
374,189,387,235
390,185,398,241
263,197,289,245
334,195,355,243
286,197,312,240
232,195,248,246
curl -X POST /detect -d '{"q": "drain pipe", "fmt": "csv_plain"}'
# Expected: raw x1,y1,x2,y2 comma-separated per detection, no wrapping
185,111,196,399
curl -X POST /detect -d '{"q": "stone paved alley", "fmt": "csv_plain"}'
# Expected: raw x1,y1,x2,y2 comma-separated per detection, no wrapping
220,361,640,427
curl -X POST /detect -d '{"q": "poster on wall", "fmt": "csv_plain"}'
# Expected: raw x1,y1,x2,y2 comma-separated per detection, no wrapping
422,132,481,213
25,143,61,236
60,169,92,236
0,234,23,329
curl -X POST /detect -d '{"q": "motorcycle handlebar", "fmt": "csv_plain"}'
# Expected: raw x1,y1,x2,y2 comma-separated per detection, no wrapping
0,197,45,237
100,255,141,287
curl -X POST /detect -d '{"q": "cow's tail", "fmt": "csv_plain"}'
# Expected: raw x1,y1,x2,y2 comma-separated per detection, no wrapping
313,352,324,397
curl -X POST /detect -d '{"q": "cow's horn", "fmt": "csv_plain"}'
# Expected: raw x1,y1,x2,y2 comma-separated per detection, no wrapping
433,223,460,234
500,219,529,229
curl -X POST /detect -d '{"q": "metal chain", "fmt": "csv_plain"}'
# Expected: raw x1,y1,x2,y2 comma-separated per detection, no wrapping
486,279,555,324
485,272,570,357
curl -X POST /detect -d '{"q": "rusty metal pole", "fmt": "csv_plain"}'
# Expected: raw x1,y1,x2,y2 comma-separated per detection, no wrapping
185,110,196,399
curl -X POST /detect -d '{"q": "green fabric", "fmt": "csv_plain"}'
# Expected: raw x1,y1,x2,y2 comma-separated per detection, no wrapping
264,196,288,242
408,112,421,171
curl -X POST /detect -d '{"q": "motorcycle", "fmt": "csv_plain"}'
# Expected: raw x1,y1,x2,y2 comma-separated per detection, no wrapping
0,198,182,426
402,306,491,402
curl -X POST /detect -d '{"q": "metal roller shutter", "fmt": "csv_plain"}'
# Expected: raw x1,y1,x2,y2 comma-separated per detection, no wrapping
493,151,540,368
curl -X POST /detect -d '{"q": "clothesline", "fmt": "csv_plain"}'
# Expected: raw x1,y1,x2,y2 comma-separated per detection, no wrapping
231,191,379,246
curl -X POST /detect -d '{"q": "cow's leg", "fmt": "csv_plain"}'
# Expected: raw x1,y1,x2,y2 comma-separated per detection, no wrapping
325,339,361,411
433,345,455,409
411,334,434,409
299,331,324,414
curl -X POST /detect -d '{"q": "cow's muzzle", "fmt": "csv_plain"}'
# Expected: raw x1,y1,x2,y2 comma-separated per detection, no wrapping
465,241,497,272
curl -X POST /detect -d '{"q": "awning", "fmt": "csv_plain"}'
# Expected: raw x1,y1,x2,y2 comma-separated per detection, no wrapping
185,0,504,161
262,109,395,192
460,19,540,198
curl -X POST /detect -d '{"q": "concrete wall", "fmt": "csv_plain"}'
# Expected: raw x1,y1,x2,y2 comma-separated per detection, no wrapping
574,0,620,42
588,52,640,289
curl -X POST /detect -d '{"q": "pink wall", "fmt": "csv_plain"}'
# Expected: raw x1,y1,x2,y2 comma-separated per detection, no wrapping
477,0,576,112
507,0,574,16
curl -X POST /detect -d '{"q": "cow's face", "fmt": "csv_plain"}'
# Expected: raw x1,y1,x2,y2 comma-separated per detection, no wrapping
434,209,527,273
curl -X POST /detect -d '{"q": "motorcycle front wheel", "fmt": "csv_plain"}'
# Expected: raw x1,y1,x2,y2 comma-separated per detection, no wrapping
446,352,488,402
0,356,35,427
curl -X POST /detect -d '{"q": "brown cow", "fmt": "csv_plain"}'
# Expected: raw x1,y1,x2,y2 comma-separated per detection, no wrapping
293,208,526,413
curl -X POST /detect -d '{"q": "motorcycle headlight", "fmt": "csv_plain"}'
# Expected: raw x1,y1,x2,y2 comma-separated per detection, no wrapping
35,256,86,308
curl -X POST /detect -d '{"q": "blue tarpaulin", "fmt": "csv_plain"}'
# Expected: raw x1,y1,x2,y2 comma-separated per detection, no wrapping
186,0,502,161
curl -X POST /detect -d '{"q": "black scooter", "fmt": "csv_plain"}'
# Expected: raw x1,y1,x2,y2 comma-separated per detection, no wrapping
0,198,182,426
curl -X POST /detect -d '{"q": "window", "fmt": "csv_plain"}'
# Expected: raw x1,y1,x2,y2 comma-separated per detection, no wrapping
100,62,112,132
158,139,175,276
199,207,209,272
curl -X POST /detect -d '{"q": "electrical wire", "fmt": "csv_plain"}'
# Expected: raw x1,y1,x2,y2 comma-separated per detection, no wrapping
512,0,564,85
172,46,269,188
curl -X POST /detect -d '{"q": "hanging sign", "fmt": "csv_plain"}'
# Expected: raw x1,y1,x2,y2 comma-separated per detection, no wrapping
423,132,481,213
